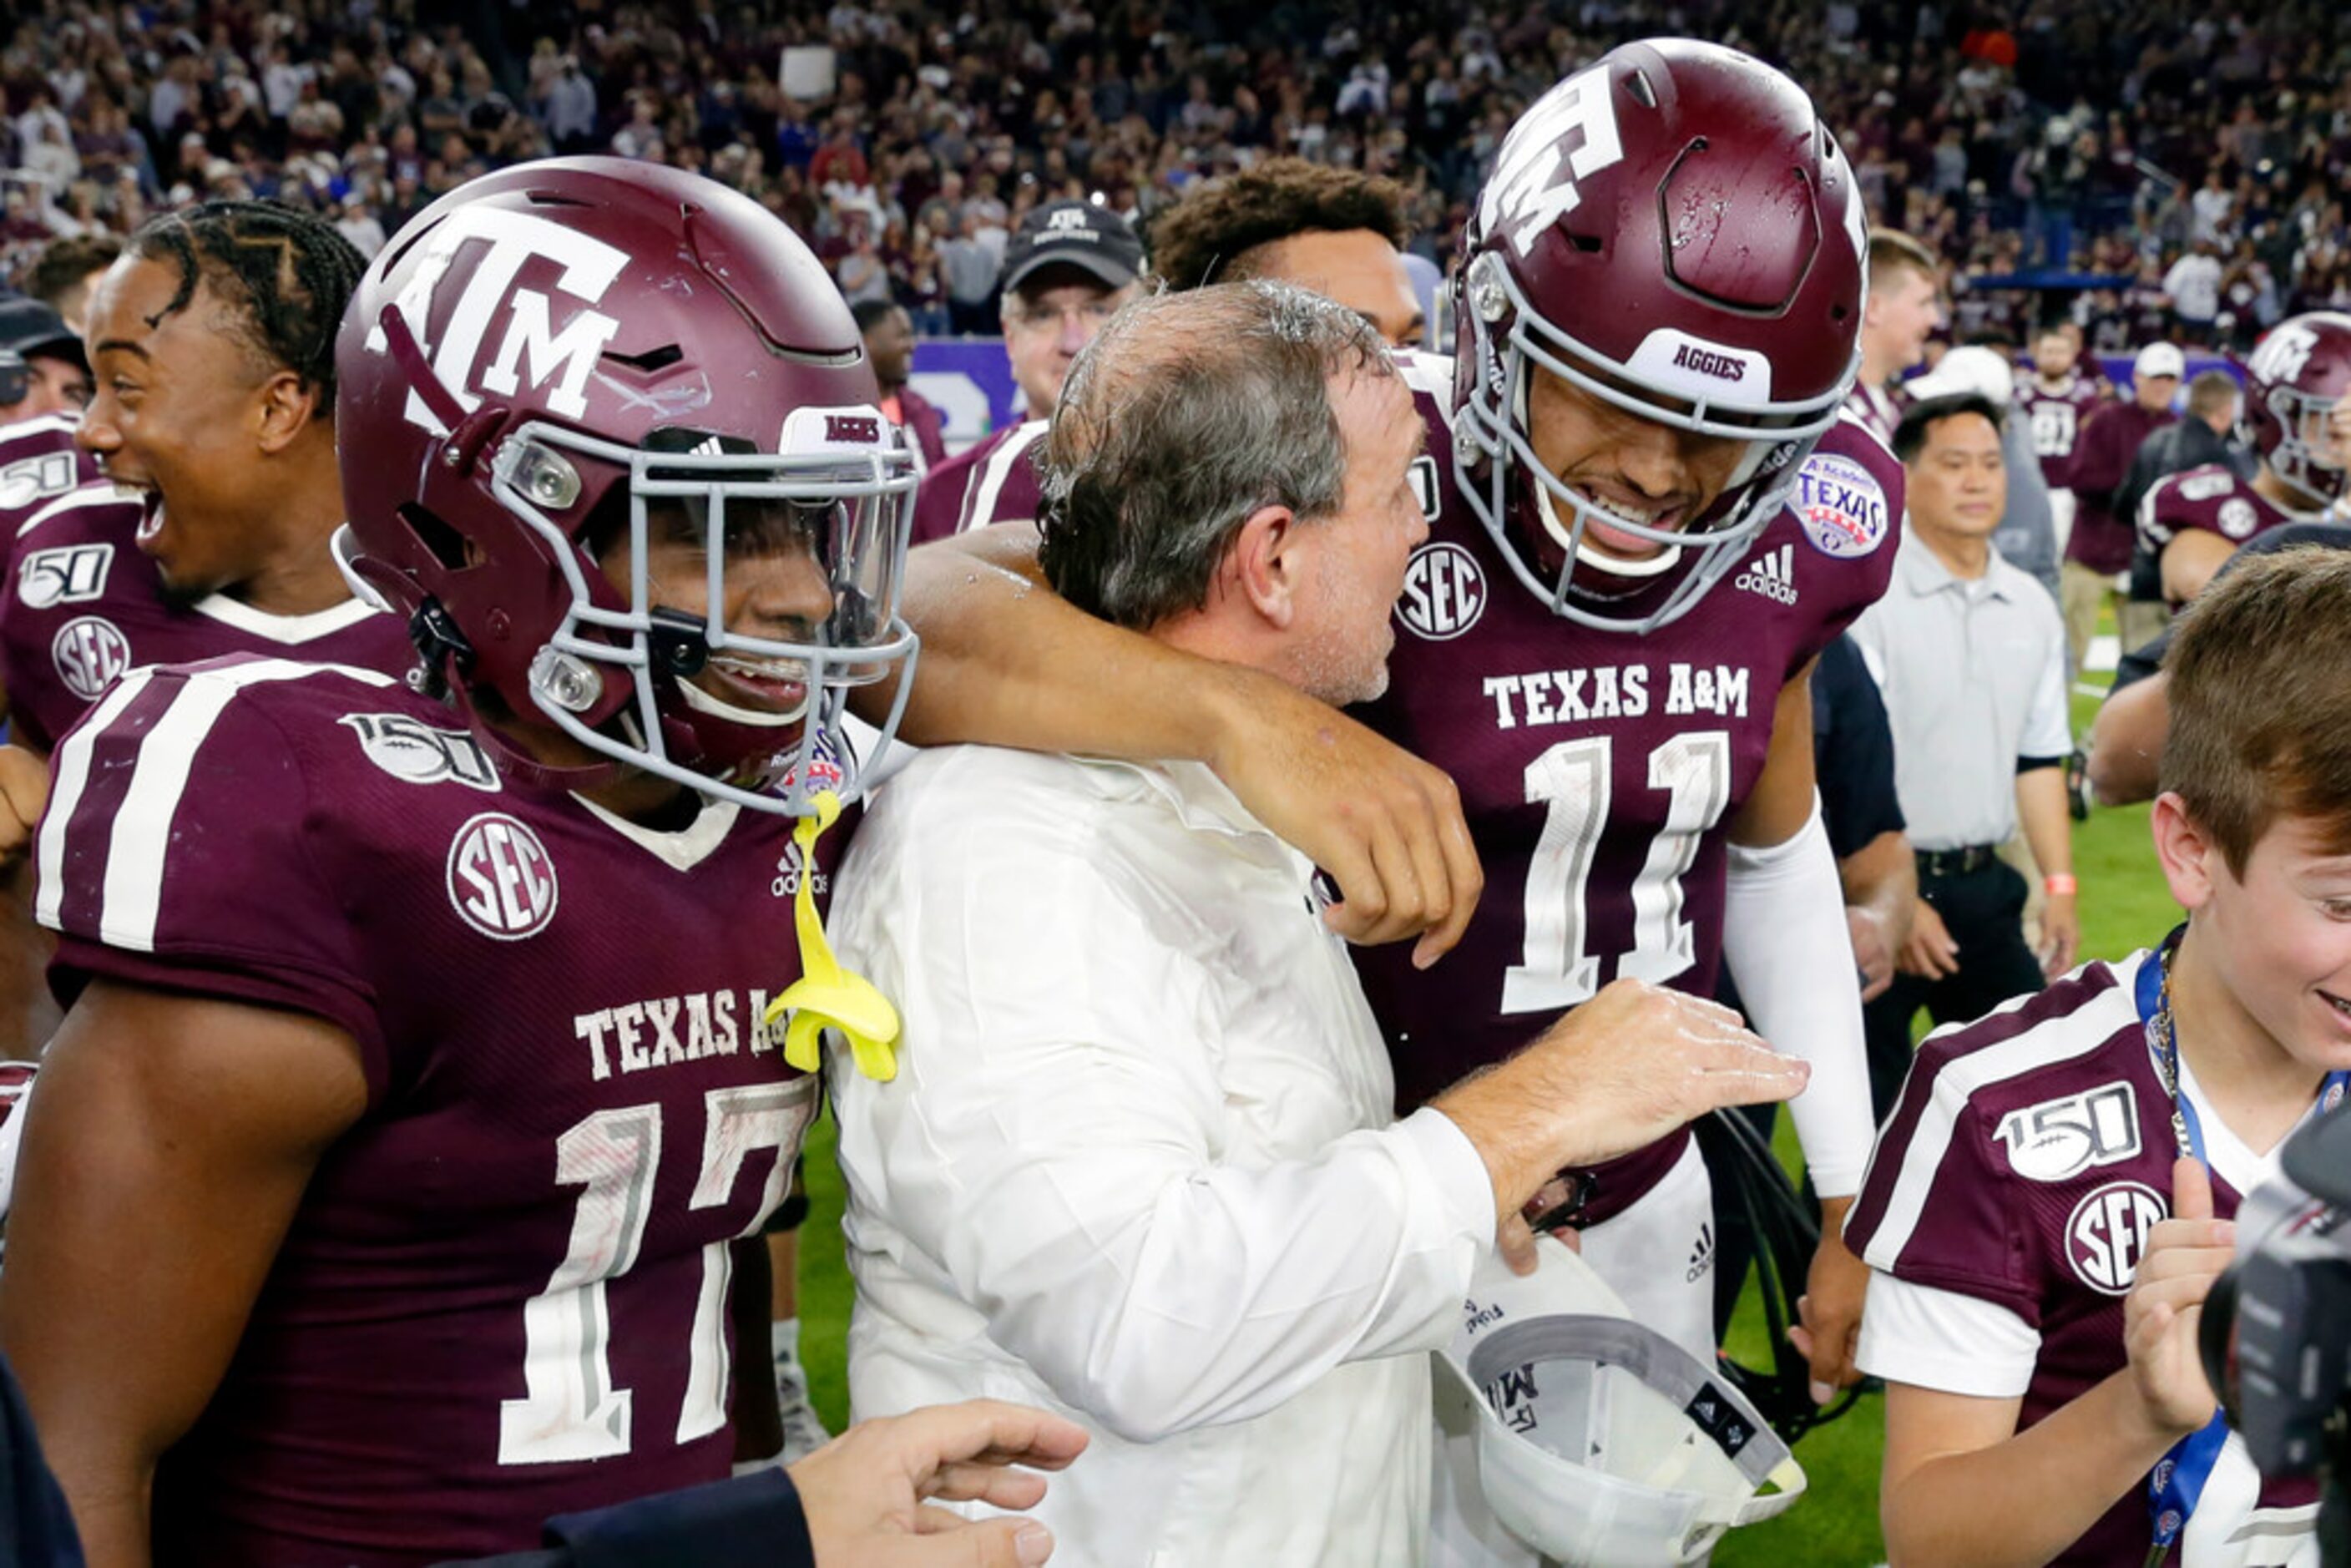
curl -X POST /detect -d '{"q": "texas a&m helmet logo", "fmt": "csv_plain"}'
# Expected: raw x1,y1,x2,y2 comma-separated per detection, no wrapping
361,205,629,435
445,812,559,940
2065,1179,2167,1295
1396,541,1487,640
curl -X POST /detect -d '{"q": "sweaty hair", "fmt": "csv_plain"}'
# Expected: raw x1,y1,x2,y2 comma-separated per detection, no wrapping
2163,546,2351,873
1892,392,2005,463
1038,280,1392,629
1146,159,1411,293
1867,227,1939,291
124,200,366,417
2185,369,2239,422
26,232,124,317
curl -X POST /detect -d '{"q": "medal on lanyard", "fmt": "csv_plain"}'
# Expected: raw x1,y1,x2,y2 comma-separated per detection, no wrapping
2135,928,2351,1565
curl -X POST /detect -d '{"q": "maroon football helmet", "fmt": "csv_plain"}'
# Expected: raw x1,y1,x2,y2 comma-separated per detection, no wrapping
1453,39,1867,632
2241,311,2351,506
333,157,918,812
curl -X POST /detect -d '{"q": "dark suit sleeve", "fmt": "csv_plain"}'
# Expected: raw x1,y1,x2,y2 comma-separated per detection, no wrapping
438,1469,815,1568
1809,633,1905,859
0,1352,84,1566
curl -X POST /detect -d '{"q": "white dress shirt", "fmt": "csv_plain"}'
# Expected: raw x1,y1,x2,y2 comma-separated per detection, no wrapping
828,746,1496,1567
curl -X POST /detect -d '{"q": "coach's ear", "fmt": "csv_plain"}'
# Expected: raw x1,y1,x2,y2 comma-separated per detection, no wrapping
2150,791,2220,913
1222,503,1303,630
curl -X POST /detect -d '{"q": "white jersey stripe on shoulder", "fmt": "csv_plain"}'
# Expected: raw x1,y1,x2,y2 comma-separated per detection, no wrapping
34,667,159,931
99,658,397,953
1855,956,2146,1271
0,412,79,446
17,484,127,539
963,419,1049,534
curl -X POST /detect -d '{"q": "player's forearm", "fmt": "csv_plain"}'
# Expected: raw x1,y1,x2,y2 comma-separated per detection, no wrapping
1883,1372,2178,1568
2086,674,2168,807
877,529,1241,765
2160,533,2233,605
35,1459,151,1568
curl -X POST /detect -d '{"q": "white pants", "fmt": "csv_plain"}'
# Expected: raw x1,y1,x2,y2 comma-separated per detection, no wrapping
1428,1139,1716,1568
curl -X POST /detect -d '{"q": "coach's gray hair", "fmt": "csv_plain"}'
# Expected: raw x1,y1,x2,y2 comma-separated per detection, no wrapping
1036,280,1394,629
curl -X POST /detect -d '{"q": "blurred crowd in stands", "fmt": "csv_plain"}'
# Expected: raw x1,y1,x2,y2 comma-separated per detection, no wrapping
5,0,2351,351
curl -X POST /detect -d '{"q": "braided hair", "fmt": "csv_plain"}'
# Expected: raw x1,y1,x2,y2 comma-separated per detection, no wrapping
125,200,367,417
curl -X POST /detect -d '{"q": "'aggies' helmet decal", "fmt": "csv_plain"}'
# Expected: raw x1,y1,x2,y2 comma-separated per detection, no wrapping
1454,39,1867,633
2240,311,2351,506
333,156,918,813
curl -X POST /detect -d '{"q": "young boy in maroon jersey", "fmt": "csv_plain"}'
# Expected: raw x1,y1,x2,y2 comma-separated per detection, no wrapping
1845,545,2351,1565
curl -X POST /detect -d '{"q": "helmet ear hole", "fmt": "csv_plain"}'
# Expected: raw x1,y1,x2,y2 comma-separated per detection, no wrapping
399,503,474,572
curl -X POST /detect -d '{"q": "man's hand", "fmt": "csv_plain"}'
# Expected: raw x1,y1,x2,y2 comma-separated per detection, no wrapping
791,1399,1090,1567
2122,1158,2231,1439
1433,979,1809,1269
1788,1196,1868,1402
2038,891,2081,979
1897,898,1959,980
1848,906,1896,1001
0,746,46,863
1207,685,1481,969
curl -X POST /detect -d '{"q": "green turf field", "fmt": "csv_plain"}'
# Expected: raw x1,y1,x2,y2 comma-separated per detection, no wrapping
790,657,2181,1566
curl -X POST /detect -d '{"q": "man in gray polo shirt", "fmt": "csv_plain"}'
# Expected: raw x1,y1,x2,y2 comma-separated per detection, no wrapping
1848,393,2079,1117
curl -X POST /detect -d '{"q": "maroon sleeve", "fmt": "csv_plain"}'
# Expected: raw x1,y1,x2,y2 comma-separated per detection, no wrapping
2067,407,2132,504
1790,418,1906,674
35,664,387,1089
1845,1032,2045,1323
909,448,978,547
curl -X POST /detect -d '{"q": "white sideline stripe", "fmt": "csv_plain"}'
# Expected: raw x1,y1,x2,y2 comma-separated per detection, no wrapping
34,669,156,930
82,660,397,952
963,420,1047,533
1857,960,2142,1269
2086,633,2119,672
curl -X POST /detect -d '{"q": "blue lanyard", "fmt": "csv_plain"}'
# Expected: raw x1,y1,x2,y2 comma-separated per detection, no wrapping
2132,931,2349,1563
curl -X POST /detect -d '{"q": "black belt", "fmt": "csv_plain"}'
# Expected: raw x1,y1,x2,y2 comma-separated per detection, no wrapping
1916,843,2001,878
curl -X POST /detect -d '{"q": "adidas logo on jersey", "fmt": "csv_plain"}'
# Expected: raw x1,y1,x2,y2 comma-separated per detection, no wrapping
1734,544,1798,605
1686,1221,1716,1283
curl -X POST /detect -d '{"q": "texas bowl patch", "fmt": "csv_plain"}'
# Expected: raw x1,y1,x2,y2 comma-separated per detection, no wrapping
1792,451,1890,559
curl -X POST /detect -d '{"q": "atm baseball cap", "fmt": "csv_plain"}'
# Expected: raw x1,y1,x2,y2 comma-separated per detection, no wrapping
1433,1237,1807,1567
1001,200,1144,298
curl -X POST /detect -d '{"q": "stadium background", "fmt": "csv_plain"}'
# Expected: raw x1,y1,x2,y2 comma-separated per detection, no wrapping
1,0,2316,1556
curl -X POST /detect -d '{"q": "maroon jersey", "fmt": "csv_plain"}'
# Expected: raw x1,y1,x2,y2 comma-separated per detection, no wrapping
1352,360,1903,1220
2066,401,2176,574
0,413,98,567
2014,372,2106,488
33,657,822,1563
2137,464,2313,606
887,384,950,472
908,418,1047,545
1846,953,2319,1564
0,484,412,751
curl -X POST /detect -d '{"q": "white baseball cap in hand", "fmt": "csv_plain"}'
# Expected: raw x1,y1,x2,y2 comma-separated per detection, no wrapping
1433,1237,1807,1567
